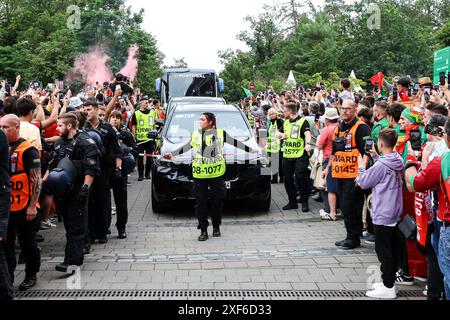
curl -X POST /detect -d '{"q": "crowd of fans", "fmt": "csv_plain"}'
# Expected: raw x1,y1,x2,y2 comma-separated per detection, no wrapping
241,75,450,300
0,71,450,300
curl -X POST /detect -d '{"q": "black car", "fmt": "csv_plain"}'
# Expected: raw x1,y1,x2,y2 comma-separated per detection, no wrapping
151,104,271,213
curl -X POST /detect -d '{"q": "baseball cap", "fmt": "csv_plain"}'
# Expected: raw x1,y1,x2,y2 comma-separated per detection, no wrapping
69,97,83,109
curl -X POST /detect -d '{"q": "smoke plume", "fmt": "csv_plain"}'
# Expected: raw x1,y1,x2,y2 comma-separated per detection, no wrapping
119,44,140,82
71,45,113,87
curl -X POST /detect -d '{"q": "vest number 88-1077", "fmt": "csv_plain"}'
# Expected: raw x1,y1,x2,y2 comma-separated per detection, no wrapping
194,165,222,175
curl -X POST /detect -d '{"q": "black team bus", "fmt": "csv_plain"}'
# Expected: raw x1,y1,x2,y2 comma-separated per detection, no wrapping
155,68,225,109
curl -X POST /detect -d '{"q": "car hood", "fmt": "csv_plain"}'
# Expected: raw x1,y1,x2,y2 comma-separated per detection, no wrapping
160,138,264,165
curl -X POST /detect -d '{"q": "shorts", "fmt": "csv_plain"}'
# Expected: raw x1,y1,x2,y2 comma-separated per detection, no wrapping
323,159,338,194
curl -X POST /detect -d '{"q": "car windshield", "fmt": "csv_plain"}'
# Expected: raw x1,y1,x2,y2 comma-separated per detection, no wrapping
168,73,216,98
166,111,252,144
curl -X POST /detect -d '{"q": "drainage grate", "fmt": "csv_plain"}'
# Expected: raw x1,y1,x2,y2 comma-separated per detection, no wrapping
15,290,425,300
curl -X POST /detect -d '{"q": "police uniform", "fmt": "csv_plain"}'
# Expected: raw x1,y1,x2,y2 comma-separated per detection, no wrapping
5,138,41,286
112,126,137,235
331,117,371,246
172,129,251,237
282,116,311,210
132,108,157,179
0,131,13,299
48,131,100,265
84,120,123,242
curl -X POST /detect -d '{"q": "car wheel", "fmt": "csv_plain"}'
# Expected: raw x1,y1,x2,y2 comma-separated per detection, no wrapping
151,182,168,214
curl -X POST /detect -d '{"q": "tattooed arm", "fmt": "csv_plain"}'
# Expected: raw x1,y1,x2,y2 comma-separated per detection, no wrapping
27,167,42,221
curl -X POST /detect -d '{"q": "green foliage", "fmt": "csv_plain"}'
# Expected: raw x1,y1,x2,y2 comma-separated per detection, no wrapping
219,0,449,101
0,0,162,93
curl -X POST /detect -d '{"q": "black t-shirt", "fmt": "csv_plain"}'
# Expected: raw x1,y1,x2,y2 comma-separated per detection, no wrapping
84,120,123,166
110,82,134,95
9,139,41,173
131,109,151,126
0,131,9,195
287,116,310,140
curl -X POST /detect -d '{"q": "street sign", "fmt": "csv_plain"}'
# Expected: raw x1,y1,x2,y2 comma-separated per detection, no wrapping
434,47,450,85
249,82,255,91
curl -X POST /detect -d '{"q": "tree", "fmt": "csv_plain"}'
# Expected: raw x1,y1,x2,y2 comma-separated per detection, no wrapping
0,0,162,93
164,57,188,69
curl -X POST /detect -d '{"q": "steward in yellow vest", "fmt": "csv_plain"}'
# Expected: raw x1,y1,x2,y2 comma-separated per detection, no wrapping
163,112,256,242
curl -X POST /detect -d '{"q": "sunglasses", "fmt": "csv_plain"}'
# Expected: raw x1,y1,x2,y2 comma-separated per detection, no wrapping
424,124,444,137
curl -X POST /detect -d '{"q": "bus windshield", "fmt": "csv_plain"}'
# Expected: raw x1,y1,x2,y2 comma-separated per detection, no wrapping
168,72,216,98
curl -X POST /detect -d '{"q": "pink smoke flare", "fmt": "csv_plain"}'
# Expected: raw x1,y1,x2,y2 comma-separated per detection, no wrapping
73,45,113,87
119,44,139,82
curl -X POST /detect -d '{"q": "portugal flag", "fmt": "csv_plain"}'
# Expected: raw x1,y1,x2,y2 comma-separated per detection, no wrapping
370,72,384,90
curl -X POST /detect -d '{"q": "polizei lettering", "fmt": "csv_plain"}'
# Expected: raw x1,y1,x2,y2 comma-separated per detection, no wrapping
333,155,358,163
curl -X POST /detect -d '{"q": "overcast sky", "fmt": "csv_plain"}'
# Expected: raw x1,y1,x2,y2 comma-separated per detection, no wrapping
128,0,271,71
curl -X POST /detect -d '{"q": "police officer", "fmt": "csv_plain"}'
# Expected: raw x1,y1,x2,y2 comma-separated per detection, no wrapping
132,96,157,181
109,110,137,239
0,128,13,300
323,100,371,250
46,113,100,271
0,114,41,291
164,113,257,241
278,102,312,212
84,99,123,244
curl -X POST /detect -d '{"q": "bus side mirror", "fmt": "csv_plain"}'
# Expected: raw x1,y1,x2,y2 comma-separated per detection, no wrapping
155,78,161,94
219,78,225,94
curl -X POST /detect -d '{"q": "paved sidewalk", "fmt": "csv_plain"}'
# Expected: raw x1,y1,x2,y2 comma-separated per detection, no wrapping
14,175,426,300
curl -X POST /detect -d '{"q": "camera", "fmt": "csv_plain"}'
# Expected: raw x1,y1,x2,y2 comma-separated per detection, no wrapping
410,130,422,151
365,138,374,154
424,86,431,101
392,87,398,101
413,83,420,95
408,85,413,97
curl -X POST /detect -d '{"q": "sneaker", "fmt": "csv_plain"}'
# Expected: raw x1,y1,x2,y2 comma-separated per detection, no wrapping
372,282,399,293
40,220,57,230
366,284,397,299
319,209,329,217
364,233,376,244
49,217,58,224
362,230,370,238
395,271,415,286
